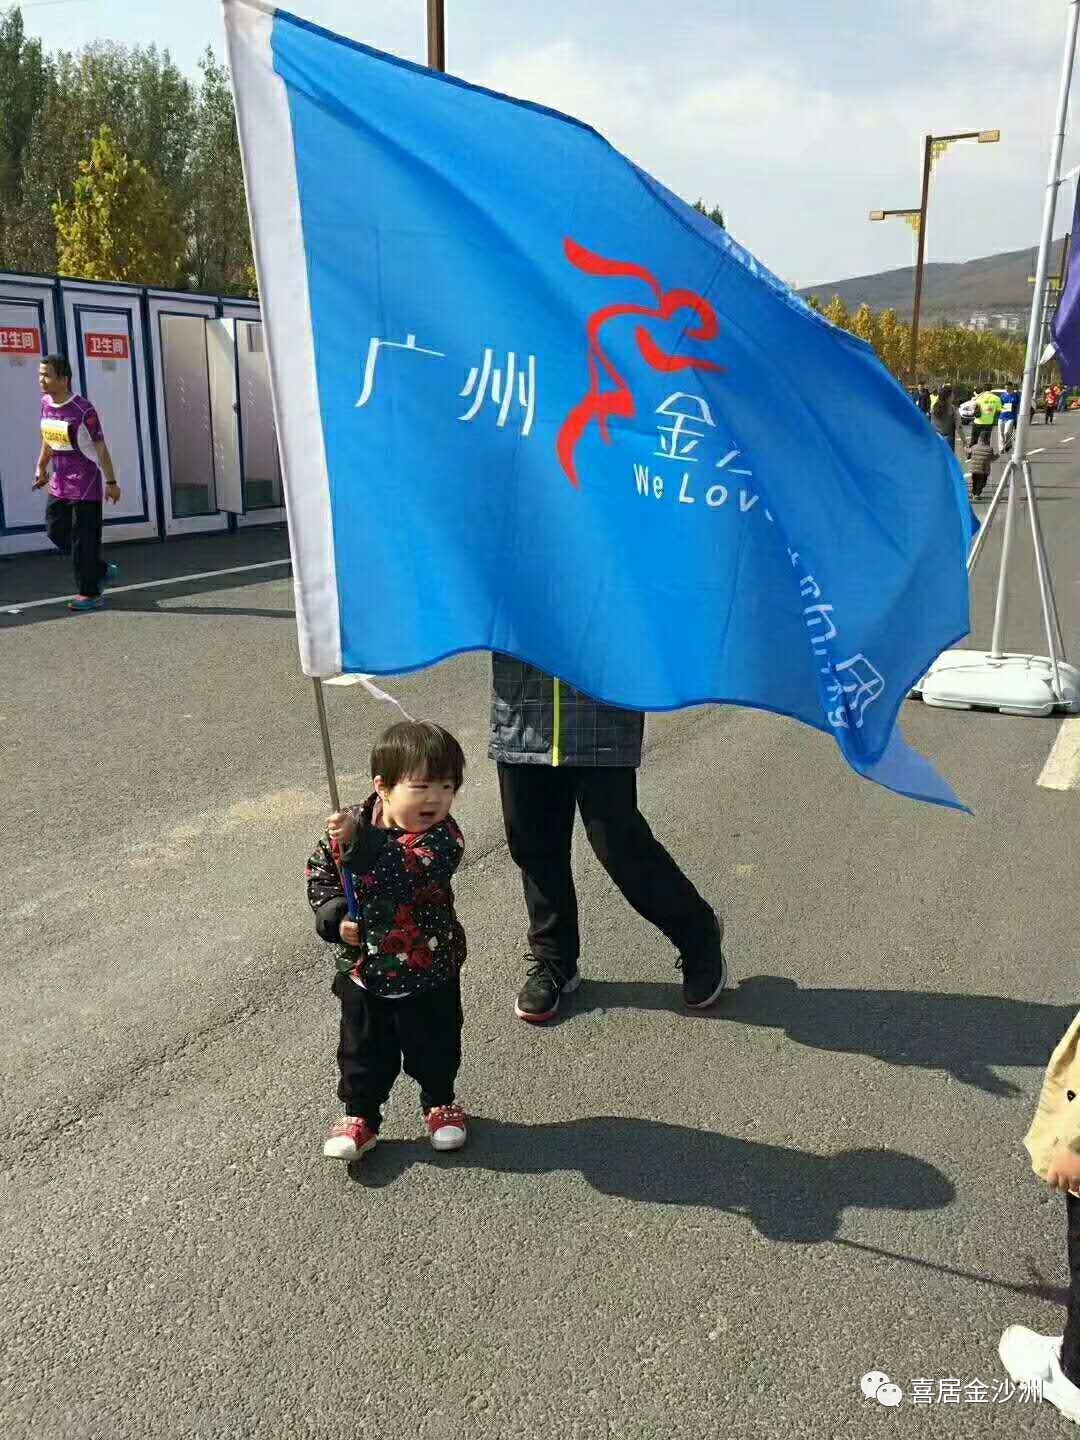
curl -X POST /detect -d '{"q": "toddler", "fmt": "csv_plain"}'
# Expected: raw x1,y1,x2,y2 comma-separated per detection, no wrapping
306,720,468,1162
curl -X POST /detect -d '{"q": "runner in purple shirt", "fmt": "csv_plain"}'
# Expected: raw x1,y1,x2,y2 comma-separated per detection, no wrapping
32,354,121,610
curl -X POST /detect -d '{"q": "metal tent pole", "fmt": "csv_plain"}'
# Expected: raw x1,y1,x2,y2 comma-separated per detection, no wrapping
989,0,1080,676
966,455,1013,575
1021,458,1067,673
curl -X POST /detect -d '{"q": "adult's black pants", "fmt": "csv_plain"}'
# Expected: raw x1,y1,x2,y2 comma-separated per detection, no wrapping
497,762,716,970
45,497,107,598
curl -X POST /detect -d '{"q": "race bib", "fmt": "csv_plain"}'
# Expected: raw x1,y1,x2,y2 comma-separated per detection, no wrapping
41,418,72,450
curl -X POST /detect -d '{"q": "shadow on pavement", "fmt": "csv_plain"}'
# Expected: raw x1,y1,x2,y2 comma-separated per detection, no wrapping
347,1114,954,1244
556,975,1073,1098
0,526,292,624
0,555,294,629
833,1235,1070,1308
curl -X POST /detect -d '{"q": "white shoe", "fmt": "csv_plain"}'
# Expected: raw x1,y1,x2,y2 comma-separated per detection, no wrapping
999,1325,1080,1423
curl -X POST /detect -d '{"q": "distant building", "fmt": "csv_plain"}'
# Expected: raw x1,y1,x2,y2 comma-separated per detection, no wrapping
965,312,1024,333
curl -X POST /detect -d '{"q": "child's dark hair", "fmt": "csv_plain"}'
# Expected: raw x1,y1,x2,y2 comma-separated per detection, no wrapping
42,353,72,381
371,721,465,790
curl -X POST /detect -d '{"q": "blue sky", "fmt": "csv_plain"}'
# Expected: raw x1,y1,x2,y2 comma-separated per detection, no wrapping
17,0,1079,287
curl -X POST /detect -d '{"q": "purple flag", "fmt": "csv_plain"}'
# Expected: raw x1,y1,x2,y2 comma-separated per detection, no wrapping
1052,182,1080,383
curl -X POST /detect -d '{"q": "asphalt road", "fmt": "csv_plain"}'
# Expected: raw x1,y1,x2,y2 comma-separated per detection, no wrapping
2,418,1080,1439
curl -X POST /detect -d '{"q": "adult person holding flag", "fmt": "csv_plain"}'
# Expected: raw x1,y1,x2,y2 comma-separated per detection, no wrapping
489,658,725,1023
32,353,120,611
222,1,971,817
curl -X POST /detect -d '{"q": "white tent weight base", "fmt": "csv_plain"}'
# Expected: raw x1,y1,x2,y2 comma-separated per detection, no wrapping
917,450,1080,717
920,651,1080,716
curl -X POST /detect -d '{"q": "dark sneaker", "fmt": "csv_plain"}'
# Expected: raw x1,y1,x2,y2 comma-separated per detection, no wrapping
677,913,728,1009
101,562,119,590
514,954,581,1024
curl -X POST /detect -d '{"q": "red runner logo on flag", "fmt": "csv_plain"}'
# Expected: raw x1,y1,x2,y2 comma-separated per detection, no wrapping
557,238,724,488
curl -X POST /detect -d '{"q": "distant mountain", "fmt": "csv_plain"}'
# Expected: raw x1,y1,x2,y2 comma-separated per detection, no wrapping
798,240,1069,327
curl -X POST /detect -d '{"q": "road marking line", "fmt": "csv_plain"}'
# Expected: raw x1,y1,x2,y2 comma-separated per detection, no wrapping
1029,447,1047,455
1064,436,1076,444
1038,715,1080,791
3,558,291,614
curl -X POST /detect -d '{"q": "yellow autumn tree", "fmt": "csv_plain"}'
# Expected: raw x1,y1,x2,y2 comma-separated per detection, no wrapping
805,292,1028,385
54,124,184,287
876,309,907,377
822,295,852,332
851,302,880,350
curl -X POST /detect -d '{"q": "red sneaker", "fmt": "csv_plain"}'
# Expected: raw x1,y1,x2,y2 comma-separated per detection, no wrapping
322,1115,378,1161
425,1103,468,1151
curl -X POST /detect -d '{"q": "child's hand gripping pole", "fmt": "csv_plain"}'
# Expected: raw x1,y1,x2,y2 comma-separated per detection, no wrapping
327,812,360,921
333,840,359,921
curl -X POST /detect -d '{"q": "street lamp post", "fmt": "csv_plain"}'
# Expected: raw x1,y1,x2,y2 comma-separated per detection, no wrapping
871,128,1000,381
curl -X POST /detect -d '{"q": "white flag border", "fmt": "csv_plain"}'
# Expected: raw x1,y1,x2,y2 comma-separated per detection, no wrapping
223,0,342,677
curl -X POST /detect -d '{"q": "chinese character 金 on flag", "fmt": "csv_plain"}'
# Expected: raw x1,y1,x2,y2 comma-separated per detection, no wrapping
223,0,972,810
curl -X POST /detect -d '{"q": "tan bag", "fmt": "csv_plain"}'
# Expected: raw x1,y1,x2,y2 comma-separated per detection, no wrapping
1024,1011,1080,1178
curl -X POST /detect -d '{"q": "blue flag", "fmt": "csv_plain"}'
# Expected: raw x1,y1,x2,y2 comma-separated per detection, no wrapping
224,1,971,809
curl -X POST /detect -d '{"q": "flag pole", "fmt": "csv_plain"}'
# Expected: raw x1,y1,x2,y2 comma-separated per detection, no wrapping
920,0,1080,716
312,677,359,918
312,677,341,811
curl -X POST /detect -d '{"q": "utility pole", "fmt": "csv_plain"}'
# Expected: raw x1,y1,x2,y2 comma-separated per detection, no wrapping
426,0,445,71
874,129,1000,384
908,134,933,383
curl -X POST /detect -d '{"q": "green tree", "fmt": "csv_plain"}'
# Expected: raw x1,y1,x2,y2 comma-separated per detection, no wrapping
9,39,193,274
692,198,725,230
0,5,47,267
186,48,253,294
54,123,184,285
